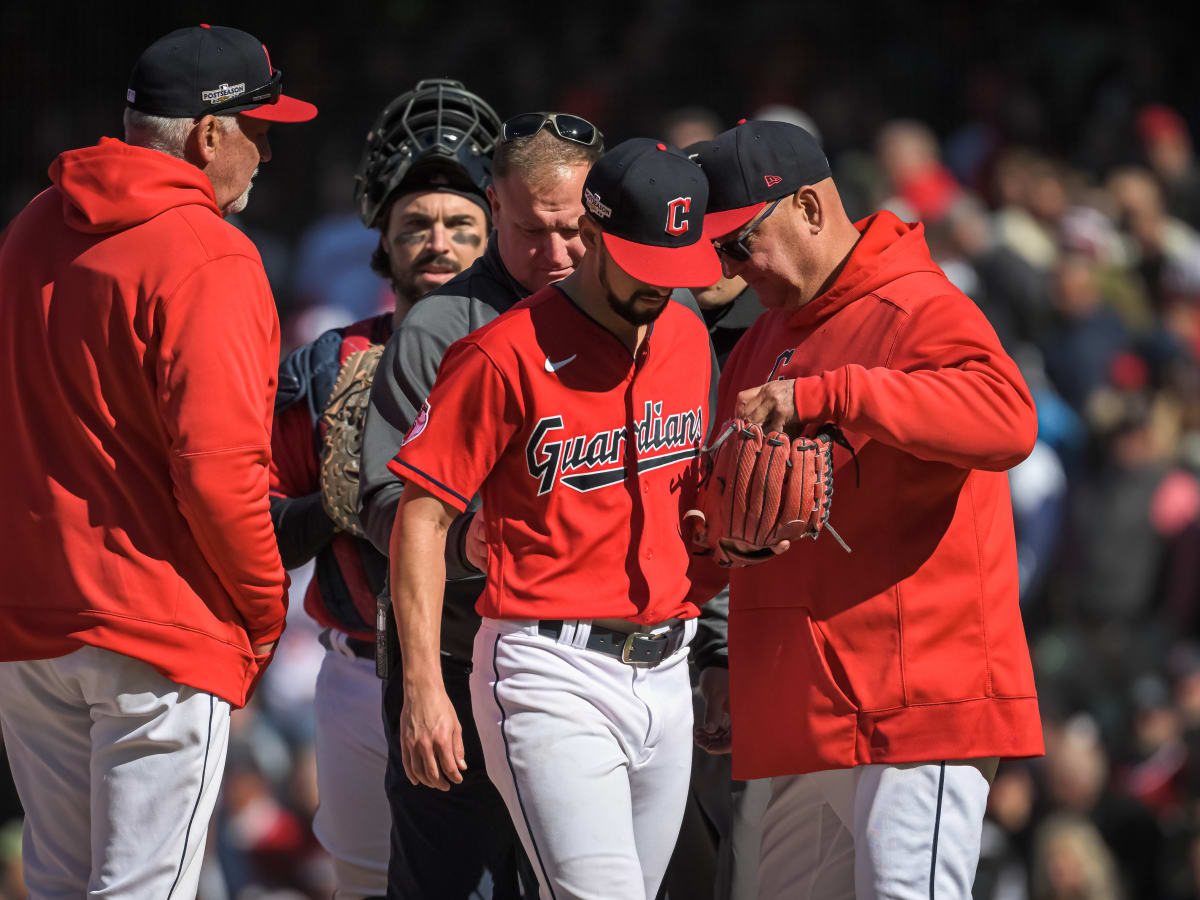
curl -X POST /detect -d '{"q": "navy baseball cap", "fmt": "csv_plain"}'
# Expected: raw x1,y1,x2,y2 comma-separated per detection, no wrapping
127,25,317,123
582,138,721,287
695,120,830,238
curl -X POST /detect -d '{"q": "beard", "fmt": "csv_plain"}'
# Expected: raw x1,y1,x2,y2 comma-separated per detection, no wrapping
598,257,671,326
224,168,258,215
392,250,465,304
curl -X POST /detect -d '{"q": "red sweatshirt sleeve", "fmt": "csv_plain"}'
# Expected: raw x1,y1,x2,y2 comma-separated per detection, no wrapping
156,254,288,645
793,292,1038,471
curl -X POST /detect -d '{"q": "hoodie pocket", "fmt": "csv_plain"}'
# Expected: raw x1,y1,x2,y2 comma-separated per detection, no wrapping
729,606,858,777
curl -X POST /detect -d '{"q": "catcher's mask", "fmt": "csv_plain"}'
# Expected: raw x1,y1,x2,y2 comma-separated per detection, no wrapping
354,78,502,229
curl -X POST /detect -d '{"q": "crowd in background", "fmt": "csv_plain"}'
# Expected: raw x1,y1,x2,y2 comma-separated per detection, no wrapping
2,2,1199,898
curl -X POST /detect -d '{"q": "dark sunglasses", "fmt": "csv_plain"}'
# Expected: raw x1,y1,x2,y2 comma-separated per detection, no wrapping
204,68,283,115
500,112,603,148
712,197,783,262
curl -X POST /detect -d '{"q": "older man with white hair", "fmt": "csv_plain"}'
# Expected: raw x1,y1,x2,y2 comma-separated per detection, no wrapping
0,24,314,899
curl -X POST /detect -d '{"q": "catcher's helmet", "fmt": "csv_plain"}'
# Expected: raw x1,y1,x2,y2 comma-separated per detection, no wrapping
355,78,502,229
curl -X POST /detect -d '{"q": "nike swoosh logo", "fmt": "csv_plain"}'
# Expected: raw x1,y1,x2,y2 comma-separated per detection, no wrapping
544,354,577,373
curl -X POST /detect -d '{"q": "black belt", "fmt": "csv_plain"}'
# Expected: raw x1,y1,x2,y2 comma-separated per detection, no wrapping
537,619,688,668
318,628,375,660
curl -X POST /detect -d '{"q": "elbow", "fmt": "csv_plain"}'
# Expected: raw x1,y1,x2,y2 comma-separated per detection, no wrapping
987,398,1039,471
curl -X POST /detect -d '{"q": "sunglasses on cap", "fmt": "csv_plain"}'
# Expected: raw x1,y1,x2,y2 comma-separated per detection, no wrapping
712,197,782,262
204,68,283,115
500,112,603,148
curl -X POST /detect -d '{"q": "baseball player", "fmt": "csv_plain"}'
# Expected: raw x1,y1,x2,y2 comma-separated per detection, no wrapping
386,138,722,900
269,79,500,899
688,120,1044,899
0,25,314,897
357,113,605,898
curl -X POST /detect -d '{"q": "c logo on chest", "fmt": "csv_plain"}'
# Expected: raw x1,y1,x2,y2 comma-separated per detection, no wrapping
766,349,795,381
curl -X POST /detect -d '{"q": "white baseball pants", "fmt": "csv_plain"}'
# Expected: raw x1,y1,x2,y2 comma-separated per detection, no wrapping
312,645,390,899
470,618,697,900
757,759,995,900
0,646,230,899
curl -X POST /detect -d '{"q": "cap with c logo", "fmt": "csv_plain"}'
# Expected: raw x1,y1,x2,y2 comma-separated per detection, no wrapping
582,137,720,288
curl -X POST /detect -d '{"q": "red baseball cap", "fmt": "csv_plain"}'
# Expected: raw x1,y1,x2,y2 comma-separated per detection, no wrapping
127,25,317,123
582,138,721,288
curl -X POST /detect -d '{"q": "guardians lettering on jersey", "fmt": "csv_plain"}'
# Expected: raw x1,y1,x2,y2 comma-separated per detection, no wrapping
527,401,704,495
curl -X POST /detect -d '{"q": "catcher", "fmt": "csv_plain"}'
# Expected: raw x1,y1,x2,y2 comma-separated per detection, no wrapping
268,79,501,899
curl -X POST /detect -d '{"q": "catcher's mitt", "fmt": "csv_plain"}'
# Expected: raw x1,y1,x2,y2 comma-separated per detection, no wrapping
684,419,849,567
319,345,384,536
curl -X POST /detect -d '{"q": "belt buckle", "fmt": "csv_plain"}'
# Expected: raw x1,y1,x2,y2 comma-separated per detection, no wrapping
620,632,658,668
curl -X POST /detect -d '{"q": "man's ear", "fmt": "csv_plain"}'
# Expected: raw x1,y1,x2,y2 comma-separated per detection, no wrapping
187,115,220,166
794,186,824,233
579,214,602,251
486,183,500,225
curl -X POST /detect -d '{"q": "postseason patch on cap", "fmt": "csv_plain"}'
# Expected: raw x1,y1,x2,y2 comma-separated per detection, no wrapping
584,187,612,220
201,82,246,105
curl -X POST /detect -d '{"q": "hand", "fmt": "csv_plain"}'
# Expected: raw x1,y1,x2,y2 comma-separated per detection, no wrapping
252,640,276,657
694,666,732,754
400,680,467,790
735,379,798,434
465,512,488,573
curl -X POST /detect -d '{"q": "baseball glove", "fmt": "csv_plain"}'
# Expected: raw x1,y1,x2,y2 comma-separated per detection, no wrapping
684,419,849,567
319,345,384,537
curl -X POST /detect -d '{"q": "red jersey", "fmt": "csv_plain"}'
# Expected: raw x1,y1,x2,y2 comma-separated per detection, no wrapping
690,212,1043,779
390,286,712,624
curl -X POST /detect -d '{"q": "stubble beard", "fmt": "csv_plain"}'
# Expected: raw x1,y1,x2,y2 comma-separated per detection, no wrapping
224,168,259,215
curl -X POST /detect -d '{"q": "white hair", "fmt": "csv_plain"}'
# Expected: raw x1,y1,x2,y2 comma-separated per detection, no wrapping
122,108,236,158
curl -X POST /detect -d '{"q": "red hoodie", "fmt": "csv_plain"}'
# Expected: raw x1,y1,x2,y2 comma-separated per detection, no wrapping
0,138,286,707
693,211,1043,779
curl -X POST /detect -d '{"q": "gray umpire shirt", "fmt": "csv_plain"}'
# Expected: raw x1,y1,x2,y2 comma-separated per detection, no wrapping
359,235,525,664
360,235,722,666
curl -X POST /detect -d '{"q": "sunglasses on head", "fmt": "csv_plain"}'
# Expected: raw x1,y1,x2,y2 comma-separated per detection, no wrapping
204,68,283,115
500,112,603,148
712,197,783,262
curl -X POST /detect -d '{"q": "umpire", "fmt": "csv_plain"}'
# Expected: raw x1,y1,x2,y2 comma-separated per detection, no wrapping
358,112,604,898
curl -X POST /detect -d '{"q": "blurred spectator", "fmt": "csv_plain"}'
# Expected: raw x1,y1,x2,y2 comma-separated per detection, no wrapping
1042,254,1131,411
1137,105,1200,231
661,105,723,149
993,150,1067,272
1041,715,1163,897
1009,439,1069,607
753,103,822,145
935,194,1053,346
1107,166,1200,313
977,764,1037,900
876,118,962,222
1030,813,1124,900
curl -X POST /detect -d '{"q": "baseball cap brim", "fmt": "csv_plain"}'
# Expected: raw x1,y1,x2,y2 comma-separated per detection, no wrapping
602,232,722,288
240,94,318,123
703,201,767,240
